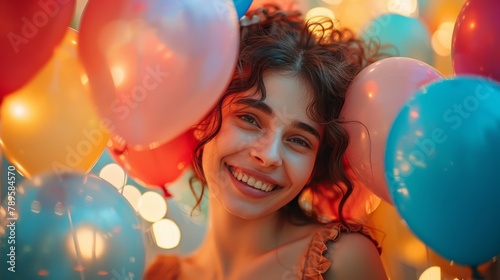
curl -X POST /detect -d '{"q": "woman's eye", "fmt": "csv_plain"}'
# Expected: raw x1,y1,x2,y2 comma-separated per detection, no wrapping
238,114,259,126
289,137,311,148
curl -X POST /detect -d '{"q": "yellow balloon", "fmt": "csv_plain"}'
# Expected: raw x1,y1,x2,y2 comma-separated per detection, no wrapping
0,28,108,178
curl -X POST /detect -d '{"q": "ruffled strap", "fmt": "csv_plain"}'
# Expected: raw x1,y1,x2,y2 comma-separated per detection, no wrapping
143,255,181,280
298,223,381,280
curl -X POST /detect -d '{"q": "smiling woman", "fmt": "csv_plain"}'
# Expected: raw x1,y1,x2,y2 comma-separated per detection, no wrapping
203,72,320,219
144,4,387,280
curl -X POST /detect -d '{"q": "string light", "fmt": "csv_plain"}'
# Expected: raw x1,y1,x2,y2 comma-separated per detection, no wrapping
138,191,167,223
122,184,142,211
152,219,181,249
419,266,441,280
99,163,127,189
387,0,418,17
431,22,454,56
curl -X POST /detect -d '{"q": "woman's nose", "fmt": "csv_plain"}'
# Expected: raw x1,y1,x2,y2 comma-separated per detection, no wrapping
249,130,283,167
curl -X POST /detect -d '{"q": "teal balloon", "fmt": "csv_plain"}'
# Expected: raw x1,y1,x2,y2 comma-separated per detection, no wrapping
234,0,253,19
360,13,434,65
0,172,145,279
385,76,500,265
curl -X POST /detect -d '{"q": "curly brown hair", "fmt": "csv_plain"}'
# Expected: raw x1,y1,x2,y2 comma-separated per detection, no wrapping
189,4,381,227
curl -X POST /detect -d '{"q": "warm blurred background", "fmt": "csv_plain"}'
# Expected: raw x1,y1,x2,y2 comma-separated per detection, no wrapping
1,0,500,279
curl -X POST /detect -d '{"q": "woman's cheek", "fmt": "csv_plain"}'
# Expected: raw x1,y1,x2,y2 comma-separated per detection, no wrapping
289,154,316,184
225,124,261,150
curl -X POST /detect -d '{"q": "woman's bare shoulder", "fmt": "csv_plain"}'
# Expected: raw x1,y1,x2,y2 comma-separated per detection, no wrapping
322,231,388,280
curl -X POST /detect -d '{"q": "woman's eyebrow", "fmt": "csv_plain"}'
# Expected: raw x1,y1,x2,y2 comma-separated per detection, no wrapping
234,98,320,140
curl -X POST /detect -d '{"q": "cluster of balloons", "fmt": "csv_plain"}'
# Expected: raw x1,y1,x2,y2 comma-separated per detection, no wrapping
341,0,500,268
5,0,499,275
1,1,253,279
1,0,253,188
1,29,108,178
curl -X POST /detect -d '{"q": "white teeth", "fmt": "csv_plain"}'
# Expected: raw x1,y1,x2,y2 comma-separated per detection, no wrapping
254,181,262,189
231,169,276,192
247,177,255,186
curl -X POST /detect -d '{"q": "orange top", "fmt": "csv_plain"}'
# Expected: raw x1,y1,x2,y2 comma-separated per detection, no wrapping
144,223,380,280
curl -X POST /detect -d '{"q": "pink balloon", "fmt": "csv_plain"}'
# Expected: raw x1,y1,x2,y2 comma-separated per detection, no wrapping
339,57,443,204
78,0,239,149
452,0,500,82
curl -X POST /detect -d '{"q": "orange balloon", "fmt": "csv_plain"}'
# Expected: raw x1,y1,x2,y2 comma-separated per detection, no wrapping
0,28,108,178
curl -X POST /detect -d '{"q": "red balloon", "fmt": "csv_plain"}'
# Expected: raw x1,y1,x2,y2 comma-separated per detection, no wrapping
0,0,76,101
108,129,198,190
452,0,500,81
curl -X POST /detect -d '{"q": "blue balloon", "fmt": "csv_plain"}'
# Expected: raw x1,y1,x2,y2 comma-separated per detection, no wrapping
0,172,145,279
234,0,253,19
360,13,434,65
385,76,500,265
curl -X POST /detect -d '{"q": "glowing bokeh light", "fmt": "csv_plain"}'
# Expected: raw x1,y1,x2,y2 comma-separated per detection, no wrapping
123,184,142,211
138,191,167,222
152,219,181,249
305,7,335,22
419,266,441,280
99,163,127,189
66,224,106,261
431,22,454,56
388,0,418,17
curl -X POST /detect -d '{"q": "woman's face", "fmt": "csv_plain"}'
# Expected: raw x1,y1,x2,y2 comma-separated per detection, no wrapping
202,72,323,219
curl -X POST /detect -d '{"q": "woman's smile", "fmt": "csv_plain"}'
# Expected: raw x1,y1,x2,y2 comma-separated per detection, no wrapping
225,163,285,197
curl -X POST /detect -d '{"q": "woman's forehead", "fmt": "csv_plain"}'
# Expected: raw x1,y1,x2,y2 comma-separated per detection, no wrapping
233,71,312,102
